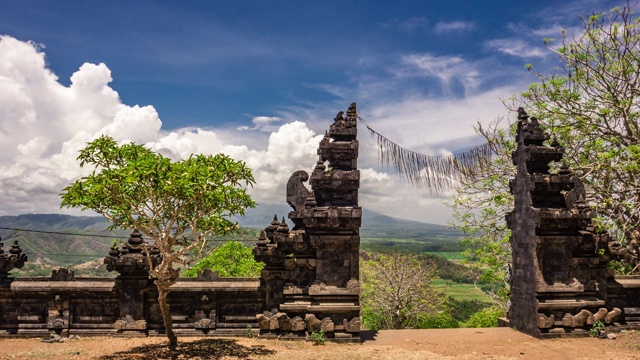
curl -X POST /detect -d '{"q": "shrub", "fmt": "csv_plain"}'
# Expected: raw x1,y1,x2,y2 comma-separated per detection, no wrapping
418,312,460,329
463,307,504,328
310,330,326,345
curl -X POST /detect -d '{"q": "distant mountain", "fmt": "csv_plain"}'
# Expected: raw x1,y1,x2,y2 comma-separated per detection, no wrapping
0,214,126,276
0,213,110,232
0,207,463,276
237,203,461,238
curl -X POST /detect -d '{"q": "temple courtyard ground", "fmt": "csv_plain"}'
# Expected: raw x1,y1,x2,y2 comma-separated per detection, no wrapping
0,328,638,359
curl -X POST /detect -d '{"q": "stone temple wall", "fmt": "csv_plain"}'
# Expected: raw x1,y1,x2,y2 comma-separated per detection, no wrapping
0,231,263,337
506,108,640,337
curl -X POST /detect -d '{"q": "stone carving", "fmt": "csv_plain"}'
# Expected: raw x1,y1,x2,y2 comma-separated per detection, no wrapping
287,171,313,212
104,229,161,276
196,269,219,281
254,103,361,341
51,268,74,281
0,238,27,282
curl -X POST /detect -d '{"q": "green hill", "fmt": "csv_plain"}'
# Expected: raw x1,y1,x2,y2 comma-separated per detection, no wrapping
0,208,464,277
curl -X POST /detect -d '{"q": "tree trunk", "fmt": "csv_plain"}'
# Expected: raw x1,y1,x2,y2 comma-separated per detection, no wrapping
157,285,178,349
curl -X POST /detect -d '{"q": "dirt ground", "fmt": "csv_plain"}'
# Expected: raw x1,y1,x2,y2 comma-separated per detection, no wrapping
0,328,638,360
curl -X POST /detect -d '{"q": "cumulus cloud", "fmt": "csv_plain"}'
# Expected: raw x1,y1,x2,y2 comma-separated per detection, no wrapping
0,35,324,215
434,21,475,34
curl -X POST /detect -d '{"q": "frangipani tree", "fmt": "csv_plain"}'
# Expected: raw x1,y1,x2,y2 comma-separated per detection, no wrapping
61,135,256,348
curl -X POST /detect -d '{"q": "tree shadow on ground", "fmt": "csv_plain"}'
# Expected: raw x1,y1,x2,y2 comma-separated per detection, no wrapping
360,330,378,343
98,338,276,360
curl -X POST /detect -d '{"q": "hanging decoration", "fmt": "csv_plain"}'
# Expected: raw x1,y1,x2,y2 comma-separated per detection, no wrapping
357,116,498,195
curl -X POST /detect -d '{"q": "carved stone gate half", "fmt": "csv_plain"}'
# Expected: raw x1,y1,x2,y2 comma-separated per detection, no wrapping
505,108,640,337
253,103,361,342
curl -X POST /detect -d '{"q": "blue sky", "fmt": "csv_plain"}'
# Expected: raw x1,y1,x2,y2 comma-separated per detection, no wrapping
0,0,624,223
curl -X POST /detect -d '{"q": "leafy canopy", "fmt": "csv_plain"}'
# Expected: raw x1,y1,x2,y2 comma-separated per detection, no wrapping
60,135,256,259
184,241,263,278
452,2,640,291
449,118,514,305
60,135,256,348
516,3,640,242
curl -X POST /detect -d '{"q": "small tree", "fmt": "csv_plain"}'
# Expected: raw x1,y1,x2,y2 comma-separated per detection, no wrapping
360,252,443,329
60,135,255,348
184,241,263,278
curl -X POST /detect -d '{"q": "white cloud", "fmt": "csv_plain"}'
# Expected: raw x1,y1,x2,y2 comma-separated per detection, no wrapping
0,36,328,216
485,39,549,59
0,35,521,225
237,116,283,132
434,21,475,34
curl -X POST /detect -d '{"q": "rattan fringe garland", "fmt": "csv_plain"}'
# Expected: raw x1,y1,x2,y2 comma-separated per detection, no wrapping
358,117,496,195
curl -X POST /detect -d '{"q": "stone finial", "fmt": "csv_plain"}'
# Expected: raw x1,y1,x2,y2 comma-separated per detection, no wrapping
314,157,326,172
267,215,280,230
9,241,22,255
256,230,268,246
128,229,144,247
346,102,357,119
304,193,317,208
0,239,27,280
277,217,289,233
104,229,161,276
517,107,528,121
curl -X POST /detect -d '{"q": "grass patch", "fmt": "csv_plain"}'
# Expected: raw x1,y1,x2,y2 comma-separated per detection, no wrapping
424,251,465,261
430,279,493,302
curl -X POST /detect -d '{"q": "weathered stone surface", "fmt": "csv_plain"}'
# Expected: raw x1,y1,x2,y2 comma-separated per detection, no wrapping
254,103,361,341
506,108,640,338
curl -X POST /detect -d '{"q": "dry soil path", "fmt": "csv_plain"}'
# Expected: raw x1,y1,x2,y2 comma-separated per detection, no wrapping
0,328,637,359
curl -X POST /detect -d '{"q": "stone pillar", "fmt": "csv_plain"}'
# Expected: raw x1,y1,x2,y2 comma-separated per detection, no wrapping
105,230,161,335
506,108,612,338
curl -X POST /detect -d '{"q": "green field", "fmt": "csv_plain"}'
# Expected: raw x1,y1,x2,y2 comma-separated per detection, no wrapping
424,251,465,261
430,279,492,302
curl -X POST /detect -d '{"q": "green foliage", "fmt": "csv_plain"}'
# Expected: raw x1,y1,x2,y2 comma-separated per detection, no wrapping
515,3,640,264
463,307,504,328
445,297,491,322
417,312,460,329
310,330,326,345
608,259,634,275
59,135,256,347
449,118,515,306
246,325,255,338
61,135,255,240
184,241,263,278
589,320,605,337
